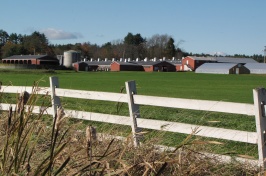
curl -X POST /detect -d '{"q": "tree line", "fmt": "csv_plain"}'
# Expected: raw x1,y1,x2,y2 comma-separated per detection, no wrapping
0,29,264,62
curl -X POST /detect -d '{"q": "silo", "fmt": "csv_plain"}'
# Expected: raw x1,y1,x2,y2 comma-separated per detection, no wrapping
63,50,81,68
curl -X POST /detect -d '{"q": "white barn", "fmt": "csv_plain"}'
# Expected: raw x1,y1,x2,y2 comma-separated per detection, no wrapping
245,63,266,74
195,63,250,74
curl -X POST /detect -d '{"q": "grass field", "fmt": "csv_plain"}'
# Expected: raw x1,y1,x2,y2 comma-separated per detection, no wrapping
1,69,266,103
0,69,264,158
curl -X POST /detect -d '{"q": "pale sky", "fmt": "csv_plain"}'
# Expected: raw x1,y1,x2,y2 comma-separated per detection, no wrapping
1,0,266,55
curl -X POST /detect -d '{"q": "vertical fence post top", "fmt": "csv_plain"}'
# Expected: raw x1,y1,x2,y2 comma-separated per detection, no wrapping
49,76,59,88
125,80,137,95
126,80,136,83
254,87,266,93
50,76,60,119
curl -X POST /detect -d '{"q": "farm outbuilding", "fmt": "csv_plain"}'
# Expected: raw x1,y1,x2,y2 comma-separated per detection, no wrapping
181,56,216,71
244,63,266,74
181,56,257,71
111,61,143,71
72,61,112,71
195,63,250,74
167,60,182,71
96,61,112,71
72,62,98,71
136,61,176,72
2,55,59,66
175,64,183,71
63,50,81,68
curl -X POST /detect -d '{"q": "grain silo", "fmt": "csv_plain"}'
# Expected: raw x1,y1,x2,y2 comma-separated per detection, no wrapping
63,50,81,68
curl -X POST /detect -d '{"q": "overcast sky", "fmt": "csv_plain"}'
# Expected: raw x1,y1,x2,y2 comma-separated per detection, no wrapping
1,0,266,55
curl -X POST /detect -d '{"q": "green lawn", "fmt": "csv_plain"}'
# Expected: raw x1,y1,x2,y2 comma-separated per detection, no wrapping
1,69,266,103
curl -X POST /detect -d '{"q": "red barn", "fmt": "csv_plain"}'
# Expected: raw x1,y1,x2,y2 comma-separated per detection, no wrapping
181,56,216,71
137,61,176,72
111,61,143,71
72,62,97,71
175,64,183,71
166,60,182,71
181,56,257,71
2,55,59,66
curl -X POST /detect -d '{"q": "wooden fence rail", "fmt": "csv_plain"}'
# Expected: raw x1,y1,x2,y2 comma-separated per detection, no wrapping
0,76,266,168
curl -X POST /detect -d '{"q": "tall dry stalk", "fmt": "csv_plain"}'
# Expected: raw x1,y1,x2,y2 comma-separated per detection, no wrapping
34,106,70,176
0,83,70,175
0,86,44,175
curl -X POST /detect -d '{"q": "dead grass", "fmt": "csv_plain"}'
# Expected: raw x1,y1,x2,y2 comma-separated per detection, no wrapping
0,84,262,175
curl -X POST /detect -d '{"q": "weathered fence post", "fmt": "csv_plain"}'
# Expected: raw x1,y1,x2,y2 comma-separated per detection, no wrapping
125,80,141,147
50,76,61,119
253,88,266,168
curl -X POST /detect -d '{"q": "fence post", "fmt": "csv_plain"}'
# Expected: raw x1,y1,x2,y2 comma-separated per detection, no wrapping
253,88,266,168
50,76,60,118
125,80,141,147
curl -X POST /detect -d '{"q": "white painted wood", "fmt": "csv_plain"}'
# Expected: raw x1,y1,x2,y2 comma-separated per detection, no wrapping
125,80,141,147
50,77,61,118
0,101,257,144
253,88,266,168
133,95,254,116
1,86,49,95
61,109,257,144
0,82,260,163
2,86,254,116
0,86,258,144
55,88,127,102
136,118,257,144
0,103,17,111
0,103,53,115
64,109,132,126
0,102,259,166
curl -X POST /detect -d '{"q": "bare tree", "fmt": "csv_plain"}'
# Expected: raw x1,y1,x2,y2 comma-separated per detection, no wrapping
175,39,185,60
111,39,125,59
145,34,171,59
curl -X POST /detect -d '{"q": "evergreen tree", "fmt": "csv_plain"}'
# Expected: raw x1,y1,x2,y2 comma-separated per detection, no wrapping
164,37,175,59
22,31,54,56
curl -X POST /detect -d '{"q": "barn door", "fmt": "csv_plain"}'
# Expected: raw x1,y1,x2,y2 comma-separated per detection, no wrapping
236,68,239,74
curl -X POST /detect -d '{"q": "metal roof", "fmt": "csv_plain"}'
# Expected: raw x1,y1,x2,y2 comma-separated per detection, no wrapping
195,63,238,74
187,56,216,61
84,61,112,65
244,63,266,74
130,61,162,66
74,61,98,66
3,55,52,60
113,61,142,66
216,57,257,63
131,60,176,66
166,60,182,65
188,56,257,64
74,61,141,66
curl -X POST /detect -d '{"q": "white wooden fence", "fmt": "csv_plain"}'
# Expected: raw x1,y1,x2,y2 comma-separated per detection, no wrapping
0,76,266,168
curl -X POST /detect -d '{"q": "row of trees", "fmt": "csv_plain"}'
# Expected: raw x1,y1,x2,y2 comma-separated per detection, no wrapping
0,29,54,58
1,29,264,62
0,29,188,60
51,33,188,60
